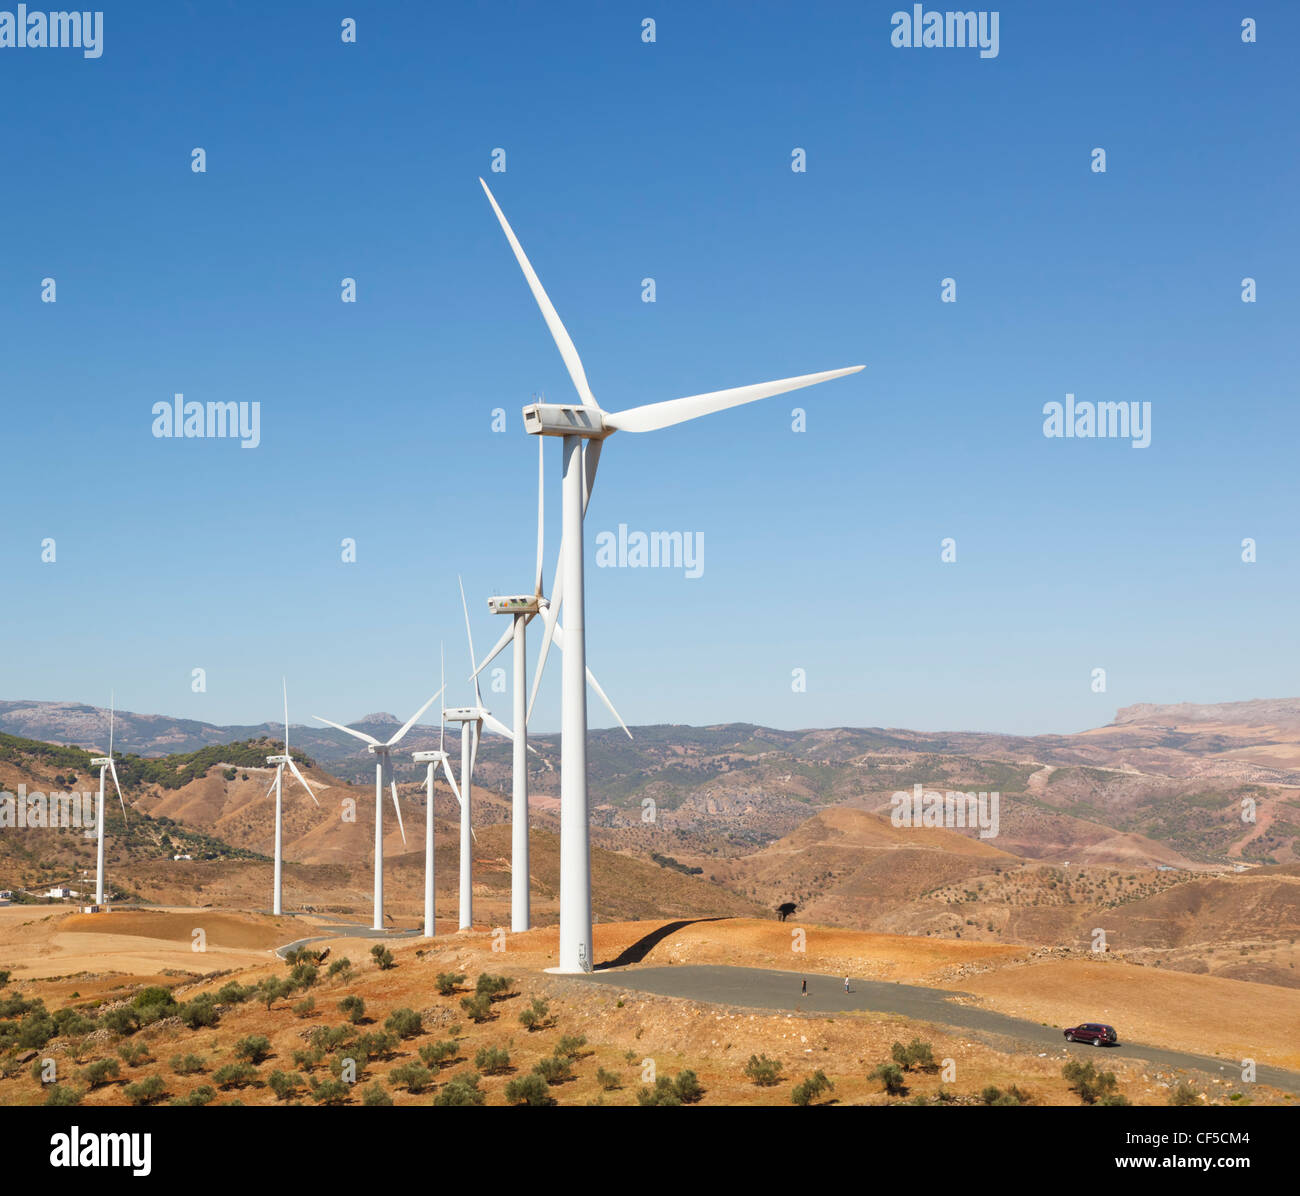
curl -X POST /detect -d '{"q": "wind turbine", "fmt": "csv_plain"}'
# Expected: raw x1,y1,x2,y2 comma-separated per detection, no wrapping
314,690,443,931
88,692,128,907
412,644,469,939
469,437,631,933
443,577,517,931
480,176,863,973
265,679,323,916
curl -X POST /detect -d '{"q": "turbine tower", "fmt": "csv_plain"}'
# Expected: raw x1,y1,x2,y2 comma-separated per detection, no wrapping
480,176,863,973
314,690,443,931
412,645,468,939
265,679,323,916
443,578,516,931
88,692,128,908
469,438,630,933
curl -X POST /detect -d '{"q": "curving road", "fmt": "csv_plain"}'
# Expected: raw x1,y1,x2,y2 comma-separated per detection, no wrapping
574,964,1300,1095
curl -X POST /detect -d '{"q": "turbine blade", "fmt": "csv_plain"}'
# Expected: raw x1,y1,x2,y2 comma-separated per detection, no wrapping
526,600,559,724
603,366,864,434
582,438,602,513
313,715,382,746
265,770,280,800
459,575,482,708
552,623,633,739
283,676,290,755
286,757,321,806
471,621,516,682
535,437,545,596
108,760,127,824
439,643,446,754
479,177,598,409
388,686,445,747
440,758,462,807
481,711,515,742
108,691,115,758
469,721,481,779
390,778,406,846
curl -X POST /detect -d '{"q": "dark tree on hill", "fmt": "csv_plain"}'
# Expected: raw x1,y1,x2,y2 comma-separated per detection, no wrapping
776,902,797,922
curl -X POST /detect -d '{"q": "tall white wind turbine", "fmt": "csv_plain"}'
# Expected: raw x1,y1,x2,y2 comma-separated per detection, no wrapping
265,679,323,916
480,176,863,973
443,577,517,931
314,690,443,931
412,644,469,939
88,692,129,907
469,437,631,933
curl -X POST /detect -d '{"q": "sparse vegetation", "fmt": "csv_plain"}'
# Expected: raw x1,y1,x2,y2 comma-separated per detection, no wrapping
743,1054,783,1086
792,1070,834,1106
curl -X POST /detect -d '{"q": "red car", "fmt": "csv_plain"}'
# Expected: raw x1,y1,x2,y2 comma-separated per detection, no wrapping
1064,1023,1118,1046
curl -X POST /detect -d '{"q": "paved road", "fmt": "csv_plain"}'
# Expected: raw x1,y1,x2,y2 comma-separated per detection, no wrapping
575,964,1300,1095
274,923,421,959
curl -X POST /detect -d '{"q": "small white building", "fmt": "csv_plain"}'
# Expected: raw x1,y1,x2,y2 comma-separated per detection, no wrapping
173,853,193,861
44,886,77,899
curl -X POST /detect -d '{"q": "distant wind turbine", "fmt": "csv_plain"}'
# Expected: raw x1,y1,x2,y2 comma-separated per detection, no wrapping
88,692,128,907
480,176,863,972
265,679,323,916
314,689,444,931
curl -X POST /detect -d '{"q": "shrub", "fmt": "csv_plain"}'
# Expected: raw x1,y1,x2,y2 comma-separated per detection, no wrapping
743,1054,783,1087
534,1055,572,1085
355,1030,398,1060
292,1047,324,1072
791,1070,834,1106
131,986,177,1018
326,957,352,980
518,997,551,1031
475,973,512,1001
674,1069,703,1104
1063,1060,1123,1106
596,1066,622,1091
169,1054,205,1076
179,994,220,1030
554,1034,588,1060
44,1083,83,1107
259,977,292,1011
117,1042,152,1067
234,1035,272,1065
17,1013,56,1049
388,1062,435,1093
475,1046,511,1074
81,1058,121,1088
52,1007,98,1037
362,1081,393,1106
419,1040,460,1069
268,1070,305,1101
434,1072,484,1106
435,972,466,996
384,1008,422,1039
871,1063,908,1096
293,997,316,1019
170,1085,215,1106
217,981,253,1005
124,1075,167,1106
637,1075,682,1106
503,1072,554,1106
370,945,395,971
289,963,318,990
338,995,365,1024
308,1024,354,1052
891,1038,936,1072
1170,1081,1201,1107
460,994,493,1023
310,1077,350,1105
212,1062,258,1090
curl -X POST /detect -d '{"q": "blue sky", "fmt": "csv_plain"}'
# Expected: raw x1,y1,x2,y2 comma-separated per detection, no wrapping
2,1,1296,738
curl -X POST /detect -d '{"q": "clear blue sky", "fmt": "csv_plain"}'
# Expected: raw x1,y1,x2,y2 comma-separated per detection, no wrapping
2,1,1296,738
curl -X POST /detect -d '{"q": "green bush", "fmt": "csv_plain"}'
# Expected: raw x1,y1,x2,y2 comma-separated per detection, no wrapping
170,1085,215,1106
518,997,551,1031
81,1058,121,1088
44,1083,83,1106
435,972,466,996
475,973,512,1000
419,1040,460,1069
460,994,493,1024
475,1046,511,1074
388,1062,435,1093
534,1055,572,1085
169,1054,205,1076
890,1038,936,1072
292,1047,324,1072
433,1072,484,1106
289,963,318,990
293,997,316,1019
259,977,292,1011
362,1081,393,1106
124,1075,167,1106
308,1024,354,1052
268,1070,305,1101
384,1008,422,1039
791,1070,834,1106
596,1066,622,1091
503,1072,554,1106
117,1041,152,1067
178,994,219,1029
637,1076,682,1106
554,1034,588,1060
674,1069,703,1103
326,957,352,980
1170,1081,1201,1107
1063,1060,1124,1106
234,1034,272,1065
743,1054,783,1086
871,1063,908,1096
212,1062,258,1090
338,995,365,1024
370,945,395,971
217,981,254,1005
355,1030,398,1060
310,1077,350,1105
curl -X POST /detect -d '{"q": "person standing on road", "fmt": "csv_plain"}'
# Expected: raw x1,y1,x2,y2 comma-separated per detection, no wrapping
844,976,850,993
801,978,807,997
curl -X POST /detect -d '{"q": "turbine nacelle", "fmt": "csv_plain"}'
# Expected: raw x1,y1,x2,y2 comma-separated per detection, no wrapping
89,757,112,767
266,754,290,765
412,750,451,764
522,402,608,438
488,594,541,615
443,706,488,723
